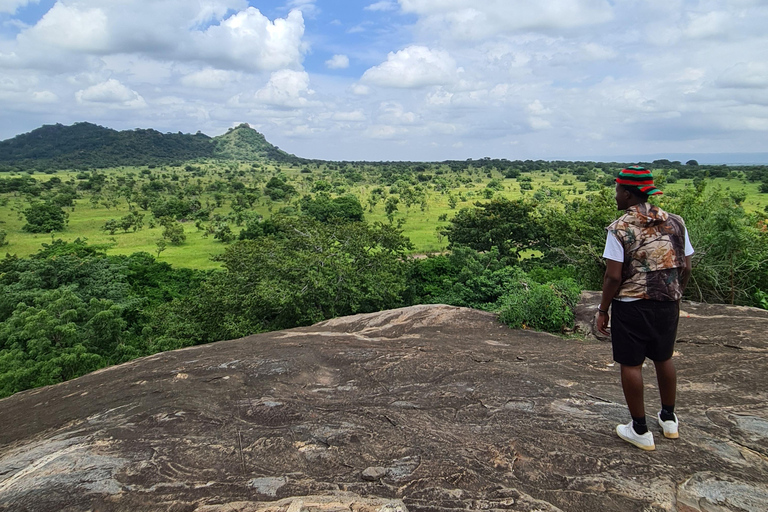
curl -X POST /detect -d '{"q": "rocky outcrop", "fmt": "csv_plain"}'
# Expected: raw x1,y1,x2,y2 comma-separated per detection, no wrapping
1,297,767,512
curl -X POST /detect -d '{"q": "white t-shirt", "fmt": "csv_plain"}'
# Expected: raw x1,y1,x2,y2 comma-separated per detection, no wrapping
602,228,694,263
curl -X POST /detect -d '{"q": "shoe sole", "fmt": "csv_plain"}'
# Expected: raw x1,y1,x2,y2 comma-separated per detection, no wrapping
616,427,656,451
658,415,679,439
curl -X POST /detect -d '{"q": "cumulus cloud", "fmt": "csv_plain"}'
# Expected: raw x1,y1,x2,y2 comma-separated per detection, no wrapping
190,8,307,72
254,69,317,108
398,0,614,39
325,54,349,69
75,78,146,108
11,2,306,73
361,46,459,88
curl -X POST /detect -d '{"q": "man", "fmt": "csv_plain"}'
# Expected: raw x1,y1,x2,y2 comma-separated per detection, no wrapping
596,166,693,451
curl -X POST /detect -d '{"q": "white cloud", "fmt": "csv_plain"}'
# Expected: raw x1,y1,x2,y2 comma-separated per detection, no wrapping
30,90,57,103
378,102,418,124
332,110,366,122
349,83,370,95
527,100,550,115
528,117,551,130
254,69,317,108
0,0,36,14
398,0,614,40
287,0,319,16
717,62,768,89
181,69,239,89
366,1,398,11
191,8,307,72
23,3,111,53
325,54,349,69
364,124,408,139
361,46,459,88
2,0,768,161
11,2,306,73
683,11,731,39
75,79,146,108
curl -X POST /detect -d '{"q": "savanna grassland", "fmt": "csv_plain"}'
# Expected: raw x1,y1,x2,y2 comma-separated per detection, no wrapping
2,159,767,268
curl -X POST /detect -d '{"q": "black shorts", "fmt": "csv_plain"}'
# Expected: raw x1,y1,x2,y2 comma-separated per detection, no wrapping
611,299,680,366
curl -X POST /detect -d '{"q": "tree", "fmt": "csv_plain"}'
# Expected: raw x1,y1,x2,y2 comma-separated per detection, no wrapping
161,220,186,245
213,223,235,243
540,188,619,289
661,183,768,305
384,196,399,222
155,239,167,258
144,217,413,346
22,202,68,233
300,194,364,223
442,198,547,263
102,219,119,235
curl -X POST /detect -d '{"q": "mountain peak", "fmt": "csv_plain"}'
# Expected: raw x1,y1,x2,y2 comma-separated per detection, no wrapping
213,123,297,163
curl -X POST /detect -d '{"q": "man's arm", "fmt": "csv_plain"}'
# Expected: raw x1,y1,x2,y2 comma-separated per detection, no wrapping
597,259,623,335
681,255,692,293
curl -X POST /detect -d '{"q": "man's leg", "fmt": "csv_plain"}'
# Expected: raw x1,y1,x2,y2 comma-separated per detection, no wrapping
615,363,654,448
654,358,679,438
653,358,676,408
620,364,645,418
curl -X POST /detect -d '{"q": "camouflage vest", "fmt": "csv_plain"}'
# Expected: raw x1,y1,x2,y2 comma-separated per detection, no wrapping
607,203,687,301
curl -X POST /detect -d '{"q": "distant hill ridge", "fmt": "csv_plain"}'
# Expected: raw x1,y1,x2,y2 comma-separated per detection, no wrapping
0,122,303,170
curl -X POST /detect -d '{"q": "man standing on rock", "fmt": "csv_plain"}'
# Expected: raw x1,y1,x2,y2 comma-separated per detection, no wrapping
596,166,693,451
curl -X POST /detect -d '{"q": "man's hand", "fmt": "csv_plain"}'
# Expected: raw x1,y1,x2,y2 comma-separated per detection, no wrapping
597,311,610,336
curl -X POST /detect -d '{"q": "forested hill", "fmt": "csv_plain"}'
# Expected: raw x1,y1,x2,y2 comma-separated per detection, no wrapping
0,122,303,170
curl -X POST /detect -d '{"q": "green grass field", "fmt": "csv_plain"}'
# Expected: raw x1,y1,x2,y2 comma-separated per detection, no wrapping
2,165,766,269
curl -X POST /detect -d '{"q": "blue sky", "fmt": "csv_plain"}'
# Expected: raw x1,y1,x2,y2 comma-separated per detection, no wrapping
1,1,767,161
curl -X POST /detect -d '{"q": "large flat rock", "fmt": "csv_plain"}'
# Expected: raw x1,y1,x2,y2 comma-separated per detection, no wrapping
1,297,768,512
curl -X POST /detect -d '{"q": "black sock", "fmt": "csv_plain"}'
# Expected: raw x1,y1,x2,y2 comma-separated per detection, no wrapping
660,404,676,422
632,415,648,435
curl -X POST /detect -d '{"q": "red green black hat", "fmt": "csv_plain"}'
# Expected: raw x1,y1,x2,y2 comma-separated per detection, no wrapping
615,166,662,196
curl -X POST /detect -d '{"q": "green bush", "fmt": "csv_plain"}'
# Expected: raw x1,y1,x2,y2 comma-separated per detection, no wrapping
498,278,582,333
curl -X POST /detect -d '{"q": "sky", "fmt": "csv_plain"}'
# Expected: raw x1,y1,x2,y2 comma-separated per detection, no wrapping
1,0,767,162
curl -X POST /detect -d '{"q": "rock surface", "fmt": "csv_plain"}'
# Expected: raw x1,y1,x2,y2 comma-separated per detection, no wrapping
1,295,768,512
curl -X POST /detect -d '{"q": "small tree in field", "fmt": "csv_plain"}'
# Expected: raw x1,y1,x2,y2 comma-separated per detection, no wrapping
159,217,186,245
155,239,167,258
22,202,68,233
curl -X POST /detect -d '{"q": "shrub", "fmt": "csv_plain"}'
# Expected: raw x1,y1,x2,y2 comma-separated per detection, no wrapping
498,278,582,333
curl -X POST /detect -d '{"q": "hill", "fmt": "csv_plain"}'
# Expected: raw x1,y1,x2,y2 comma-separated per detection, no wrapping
1,297,767,511
213,123,298,163
0,122,301,170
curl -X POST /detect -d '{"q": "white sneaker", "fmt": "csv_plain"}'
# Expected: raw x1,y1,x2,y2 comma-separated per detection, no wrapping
657,412,679,439
616,421,655,451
